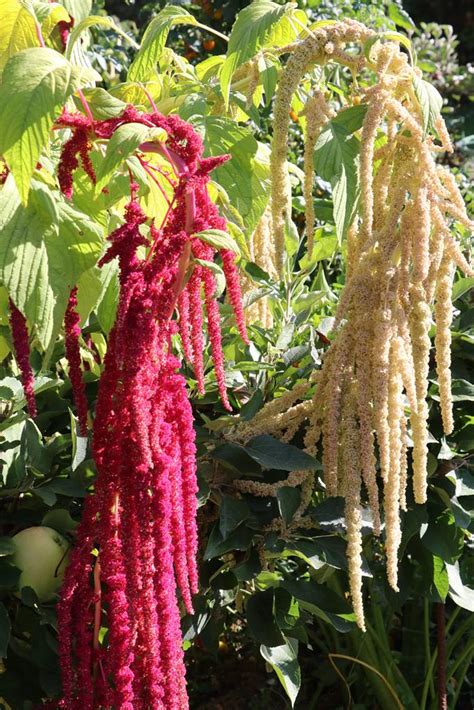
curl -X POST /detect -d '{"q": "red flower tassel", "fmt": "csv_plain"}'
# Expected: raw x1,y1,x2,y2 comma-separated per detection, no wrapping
8,300,37,417
64,287,89,436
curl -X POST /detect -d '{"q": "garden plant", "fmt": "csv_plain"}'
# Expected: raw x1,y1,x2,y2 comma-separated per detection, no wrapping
0,0,472,708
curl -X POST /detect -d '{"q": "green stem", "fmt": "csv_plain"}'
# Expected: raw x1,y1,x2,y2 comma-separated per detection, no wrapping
194,21,229,43
421,609,472,710
447,638,474,681
449,644,474,710
446,613,474,658
424,599,435,703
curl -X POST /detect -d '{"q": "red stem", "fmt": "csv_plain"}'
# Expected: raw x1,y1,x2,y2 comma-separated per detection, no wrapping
35,21,46,48
166,241,192,319
93,557,102,652
138,157,172,206
77,89,95,128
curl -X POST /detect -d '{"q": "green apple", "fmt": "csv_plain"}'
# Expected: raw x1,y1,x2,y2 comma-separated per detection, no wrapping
12,526,70,601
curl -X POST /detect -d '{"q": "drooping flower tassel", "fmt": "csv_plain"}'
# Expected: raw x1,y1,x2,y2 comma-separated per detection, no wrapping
64,287,89,436
8,300,37,417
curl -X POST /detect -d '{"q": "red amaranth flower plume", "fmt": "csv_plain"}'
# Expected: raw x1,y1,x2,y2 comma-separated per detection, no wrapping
8,300,36,417
64,288,88,436
56,108,248,709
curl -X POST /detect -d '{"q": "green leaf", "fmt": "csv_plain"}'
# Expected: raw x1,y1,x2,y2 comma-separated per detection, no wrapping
0,179,103,348
446,562,474,611
413,76,443,137
66,14,138,59
0,601,11,659
451,380,474,402
221,0,295,107
299,233,337,270
195,229,240,255
388,3,416,32
73,87,127,120
0,48,98,203
314,107,366,241
204,522,253,560
128,6,197,81
283,578,355,632
432,555,449,601
277,487,301,524
96,261,119,335
245,435,317,471
332,104,369,132
261,638,301,707
193,259,226,297
219,495,250,539
95,123,165,191
0,0,38,69
247,588,285,646
194,116,270,236
60,0,91,22
452,277,474,302
420,511,464,564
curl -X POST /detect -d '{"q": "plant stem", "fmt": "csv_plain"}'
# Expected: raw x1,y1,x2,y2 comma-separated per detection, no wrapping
449,641,474,709
34,21,46,48
77,89,94,127
424,598,435,702
194,21,229,42
329,653,404,710
436,603,447,710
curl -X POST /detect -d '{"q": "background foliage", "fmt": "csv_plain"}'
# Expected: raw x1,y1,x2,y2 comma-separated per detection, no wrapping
0,0,472,708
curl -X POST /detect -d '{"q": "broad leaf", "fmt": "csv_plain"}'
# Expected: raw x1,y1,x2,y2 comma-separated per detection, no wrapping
95,123,166,191
194,229,240,255
0,48,98,203
219,495,250,539
66,14,138,59
0,0,38,70
261,638,301,707
128,6,197,81
247,588,285,646
277,487,301,524
314,106,367,241
221,0,300,107
194,116,270,236
413,76,443,136
388,3,416,31
446,562,474,611
245,434,317,471
60,0,91,22
0,179,103,348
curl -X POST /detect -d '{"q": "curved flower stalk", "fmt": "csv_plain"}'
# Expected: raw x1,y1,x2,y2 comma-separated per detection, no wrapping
231,22,473,629
56,111,248,708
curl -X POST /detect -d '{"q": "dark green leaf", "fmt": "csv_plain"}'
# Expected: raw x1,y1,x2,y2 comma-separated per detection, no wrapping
245,435,316,471
219,496,250,539
421,511,464,563
246,588,284,646
260,637,301,707
277,487,301,524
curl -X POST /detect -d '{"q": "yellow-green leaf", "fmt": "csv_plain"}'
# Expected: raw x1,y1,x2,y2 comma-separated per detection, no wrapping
0,47,98,204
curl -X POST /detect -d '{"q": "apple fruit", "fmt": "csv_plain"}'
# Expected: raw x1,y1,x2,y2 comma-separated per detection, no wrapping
12,526,70,601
